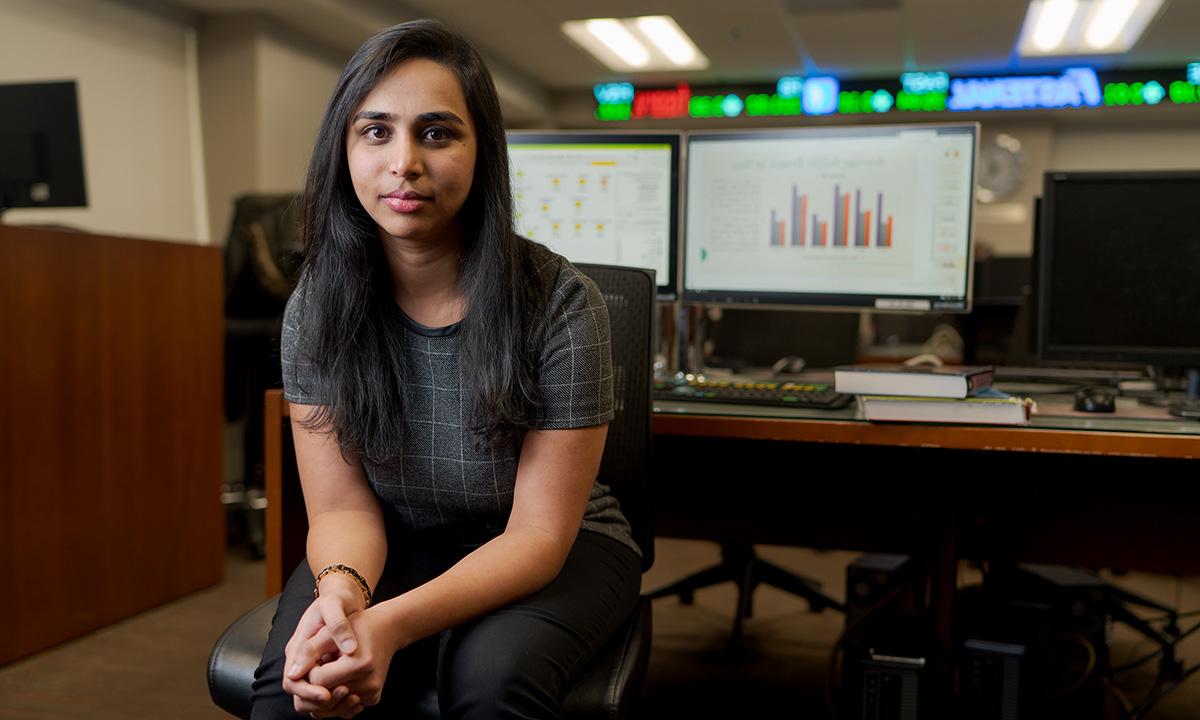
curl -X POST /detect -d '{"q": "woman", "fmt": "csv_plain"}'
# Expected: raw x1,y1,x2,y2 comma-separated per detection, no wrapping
250,19,642,720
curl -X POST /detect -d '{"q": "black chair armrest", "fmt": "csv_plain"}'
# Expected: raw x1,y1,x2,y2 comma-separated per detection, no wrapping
560,596,653,720
208,595,279,719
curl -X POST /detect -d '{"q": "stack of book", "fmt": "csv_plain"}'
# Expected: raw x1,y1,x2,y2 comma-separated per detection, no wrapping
833,364,1035,425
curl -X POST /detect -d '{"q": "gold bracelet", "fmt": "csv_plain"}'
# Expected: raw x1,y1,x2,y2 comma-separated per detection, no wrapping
313,564,372,606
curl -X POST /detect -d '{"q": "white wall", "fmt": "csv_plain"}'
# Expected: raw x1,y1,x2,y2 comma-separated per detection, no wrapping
1051,125,1200,171
972,120,1054,257
973,118,1200,256
199,17,344,243
255,30,344,193
198,16,260,246
0,0,205,244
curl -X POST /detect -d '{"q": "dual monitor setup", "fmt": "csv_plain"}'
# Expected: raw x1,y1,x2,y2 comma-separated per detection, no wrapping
507,127,1200,403
508,124,975,313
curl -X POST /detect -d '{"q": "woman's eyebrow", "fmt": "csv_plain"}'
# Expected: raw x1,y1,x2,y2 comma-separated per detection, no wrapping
351,110,466,125
352,110,396,123
416,111,466,125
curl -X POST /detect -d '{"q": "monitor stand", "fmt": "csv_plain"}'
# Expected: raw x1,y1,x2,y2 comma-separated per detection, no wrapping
1167,368,1200,419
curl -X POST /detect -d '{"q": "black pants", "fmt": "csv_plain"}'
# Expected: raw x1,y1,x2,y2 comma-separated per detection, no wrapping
250,529,641,719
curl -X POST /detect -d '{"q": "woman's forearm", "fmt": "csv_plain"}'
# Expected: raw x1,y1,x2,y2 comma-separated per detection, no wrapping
306,509,389,603
371,526,571,648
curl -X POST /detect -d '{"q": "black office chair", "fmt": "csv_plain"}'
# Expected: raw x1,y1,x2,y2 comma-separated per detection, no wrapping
208,263,658,720
223,193,304,559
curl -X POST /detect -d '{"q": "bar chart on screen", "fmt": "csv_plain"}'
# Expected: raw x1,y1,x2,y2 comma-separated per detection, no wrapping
767,184,895,249
686,129,973,300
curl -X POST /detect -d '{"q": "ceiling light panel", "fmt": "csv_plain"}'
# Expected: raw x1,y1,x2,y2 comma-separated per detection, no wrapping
562,15,709,72
1018,0,1164,57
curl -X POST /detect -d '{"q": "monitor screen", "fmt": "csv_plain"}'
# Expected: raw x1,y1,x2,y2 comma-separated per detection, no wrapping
0,81,87,212
683,123,978,312
1038,171,1200,367
507,132,680,298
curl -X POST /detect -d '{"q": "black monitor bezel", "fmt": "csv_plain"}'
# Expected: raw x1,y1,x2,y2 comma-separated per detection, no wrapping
506,130,681,300
0,80,87,212
1037,170,1200,367
681,123,979,313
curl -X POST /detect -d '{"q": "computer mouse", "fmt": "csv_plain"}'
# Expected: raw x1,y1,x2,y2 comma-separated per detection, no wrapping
1074,387,1117,413
771,355,806,374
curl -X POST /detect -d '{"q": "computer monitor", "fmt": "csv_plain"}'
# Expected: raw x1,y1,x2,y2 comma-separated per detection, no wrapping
0,81,87,218
1037,171,1200,368
507,131,680,299
683,123,978,312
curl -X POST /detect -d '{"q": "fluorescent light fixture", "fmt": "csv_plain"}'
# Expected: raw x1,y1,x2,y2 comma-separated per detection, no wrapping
562,16,708,71
1085,0,1137,48
585,19,649,68
1083,0,1163,50
1018,0,1164,56
635,16,699,66
1033,0,1078,51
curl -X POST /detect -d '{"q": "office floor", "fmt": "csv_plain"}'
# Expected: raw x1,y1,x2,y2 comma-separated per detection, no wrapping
1,541,1198,719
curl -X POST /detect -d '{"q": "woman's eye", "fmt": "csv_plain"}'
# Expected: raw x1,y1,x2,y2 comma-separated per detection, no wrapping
423,126,451,142
364,125,389,141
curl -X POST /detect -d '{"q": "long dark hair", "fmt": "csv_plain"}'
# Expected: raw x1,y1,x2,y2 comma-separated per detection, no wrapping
295,19,545,460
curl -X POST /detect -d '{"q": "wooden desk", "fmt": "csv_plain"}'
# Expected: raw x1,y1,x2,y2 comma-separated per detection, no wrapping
653,399,1200,459
651,400,1200,572
265,390,1200,594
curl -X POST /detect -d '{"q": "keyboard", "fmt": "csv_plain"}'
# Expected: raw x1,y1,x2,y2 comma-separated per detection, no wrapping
653,377,854,410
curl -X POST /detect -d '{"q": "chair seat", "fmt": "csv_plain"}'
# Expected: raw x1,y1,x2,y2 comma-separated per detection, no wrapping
207,595,652,720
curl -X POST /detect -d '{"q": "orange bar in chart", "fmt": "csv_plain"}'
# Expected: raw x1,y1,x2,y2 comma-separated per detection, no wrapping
886,216,893,247
864,210,872,246
842,194,850,246
801,195,807,246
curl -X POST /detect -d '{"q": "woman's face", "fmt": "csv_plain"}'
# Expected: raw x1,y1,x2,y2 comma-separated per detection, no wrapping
346,58,477,246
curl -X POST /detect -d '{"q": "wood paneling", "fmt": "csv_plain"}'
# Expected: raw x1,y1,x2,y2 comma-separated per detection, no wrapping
0,227,225,665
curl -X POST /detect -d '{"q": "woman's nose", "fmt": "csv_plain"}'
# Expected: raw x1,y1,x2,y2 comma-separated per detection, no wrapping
390,136,423,178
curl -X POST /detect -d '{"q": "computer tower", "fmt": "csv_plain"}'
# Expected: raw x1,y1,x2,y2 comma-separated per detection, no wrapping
843,555,929,719
861,653,924,720
846,554,917,627
957,564,1109,720
960,638,1025,720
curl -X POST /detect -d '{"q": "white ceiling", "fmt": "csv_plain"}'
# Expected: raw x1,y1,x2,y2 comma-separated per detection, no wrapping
174,0,1200,102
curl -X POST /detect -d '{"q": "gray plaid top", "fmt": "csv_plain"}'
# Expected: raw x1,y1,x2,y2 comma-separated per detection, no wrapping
281,243,638,556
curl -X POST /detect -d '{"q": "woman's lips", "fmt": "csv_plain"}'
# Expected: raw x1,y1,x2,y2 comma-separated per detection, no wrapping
383,196,426,213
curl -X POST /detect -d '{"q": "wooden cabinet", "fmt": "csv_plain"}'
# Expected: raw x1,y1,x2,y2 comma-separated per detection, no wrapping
0,226,225,665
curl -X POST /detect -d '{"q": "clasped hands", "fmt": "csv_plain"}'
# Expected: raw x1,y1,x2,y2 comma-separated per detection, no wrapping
282,578,400,718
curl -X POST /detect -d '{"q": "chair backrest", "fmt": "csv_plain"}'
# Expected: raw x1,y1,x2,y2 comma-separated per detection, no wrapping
575,264,656,571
